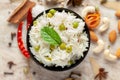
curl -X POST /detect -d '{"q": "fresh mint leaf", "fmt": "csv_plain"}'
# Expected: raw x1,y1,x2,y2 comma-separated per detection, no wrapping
41,26,62,46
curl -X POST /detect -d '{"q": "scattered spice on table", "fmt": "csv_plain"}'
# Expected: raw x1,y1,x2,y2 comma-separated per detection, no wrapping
4,72,14,75
8,61,16,69
32,71,36,75
8,42,12,47
11,32,16,41
95,68,108,80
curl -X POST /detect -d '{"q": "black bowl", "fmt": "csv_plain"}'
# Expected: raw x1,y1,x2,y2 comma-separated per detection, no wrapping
27,8,90,71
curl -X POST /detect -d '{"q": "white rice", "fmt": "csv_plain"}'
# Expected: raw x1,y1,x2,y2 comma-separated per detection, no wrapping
29,10,89,68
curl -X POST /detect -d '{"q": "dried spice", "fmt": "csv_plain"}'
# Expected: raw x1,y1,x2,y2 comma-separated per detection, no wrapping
4,72,14,75
11,32,16,41
8,61,16,69
32,71,36,75
8,42,12,47
67,0,83,7
95,68,108,80
100,0,107,4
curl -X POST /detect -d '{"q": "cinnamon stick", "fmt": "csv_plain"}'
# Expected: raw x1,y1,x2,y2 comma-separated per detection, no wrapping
8,0,35,24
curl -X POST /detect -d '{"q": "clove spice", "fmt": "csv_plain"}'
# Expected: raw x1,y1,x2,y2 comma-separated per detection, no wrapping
8,42,12,47
8,61,16,69
4,72,14,75
11,32,16,41
32,71,36,75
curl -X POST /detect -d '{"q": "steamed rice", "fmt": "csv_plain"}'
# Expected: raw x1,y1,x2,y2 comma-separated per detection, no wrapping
29,10,89,68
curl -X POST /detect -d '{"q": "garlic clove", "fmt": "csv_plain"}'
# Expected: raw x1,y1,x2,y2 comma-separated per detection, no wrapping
93,39,105,54
99,17,110,32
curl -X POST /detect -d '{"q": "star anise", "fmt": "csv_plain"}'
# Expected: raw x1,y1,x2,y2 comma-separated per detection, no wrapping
67,0,83,7
95,68,108,80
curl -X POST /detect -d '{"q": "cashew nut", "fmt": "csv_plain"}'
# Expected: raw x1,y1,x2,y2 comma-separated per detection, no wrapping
93,39,105,54
104,49,117,61
81,6,96,18
99,17,110,32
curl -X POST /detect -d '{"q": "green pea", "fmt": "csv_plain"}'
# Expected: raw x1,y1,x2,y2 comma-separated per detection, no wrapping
34,45,40,52
66,45,72,53
68,60,73,65
59,23,66,31
73,21,79,28
45,56,52,61
47,13,53,18
60,43,66,50
50,45,55,51
33,20,37,26
49,9,56,15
